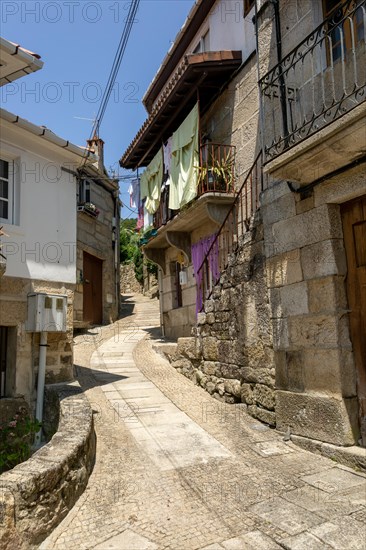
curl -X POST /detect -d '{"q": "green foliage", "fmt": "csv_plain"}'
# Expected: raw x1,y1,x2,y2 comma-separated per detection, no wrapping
121,218,137,232
133,247,144,284
120,218,138,264
0,407,41,473
120,219,158,284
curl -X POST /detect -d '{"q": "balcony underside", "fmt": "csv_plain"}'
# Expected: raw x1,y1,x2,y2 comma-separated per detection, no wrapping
264,101,366,184
143,193,235,272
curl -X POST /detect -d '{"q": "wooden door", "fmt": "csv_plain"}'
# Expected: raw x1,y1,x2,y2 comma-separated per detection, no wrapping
341,196,366,446
83,252,103,325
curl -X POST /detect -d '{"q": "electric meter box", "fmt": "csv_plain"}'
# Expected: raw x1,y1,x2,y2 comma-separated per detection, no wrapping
26,293,67,333
179,270,188,286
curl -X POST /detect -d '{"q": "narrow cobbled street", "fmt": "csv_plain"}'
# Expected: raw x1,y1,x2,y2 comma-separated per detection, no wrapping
41,295,366,550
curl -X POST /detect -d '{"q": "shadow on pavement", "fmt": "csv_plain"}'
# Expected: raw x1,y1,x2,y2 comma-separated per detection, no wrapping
143,326,163,340
120,294,136,318
74,365,128,391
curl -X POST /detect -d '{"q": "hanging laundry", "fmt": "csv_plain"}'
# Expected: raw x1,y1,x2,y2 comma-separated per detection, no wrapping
191,233,219,315
144,202,153,230
163,136,173,175
128,177,140,209
169,103,199,210
140,148,163,214
136,200,144,230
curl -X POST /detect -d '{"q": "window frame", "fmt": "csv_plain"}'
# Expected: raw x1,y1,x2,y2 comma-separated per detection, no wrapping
192,27,210,54
0,158,14,225
78,177,91,205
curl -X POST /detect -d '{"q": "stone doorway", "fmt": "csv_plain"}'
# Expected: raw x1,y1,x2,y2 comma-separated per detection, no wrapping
341,196,366,446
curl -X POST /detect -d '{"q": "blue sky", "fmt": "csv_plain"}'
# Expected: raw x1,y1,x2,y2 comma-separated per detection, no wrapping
1,0,195,219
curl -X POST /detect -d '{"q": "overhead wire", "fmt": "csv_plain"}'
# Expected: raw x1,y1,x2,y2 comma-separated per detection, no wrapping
79,0,141,172
96,0,140,129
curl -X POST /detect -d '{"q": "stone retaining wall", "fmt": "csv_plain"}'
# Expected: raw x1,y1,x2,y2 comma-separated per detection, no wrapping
0,382,95,549
120,263,143,294
170,214,276,425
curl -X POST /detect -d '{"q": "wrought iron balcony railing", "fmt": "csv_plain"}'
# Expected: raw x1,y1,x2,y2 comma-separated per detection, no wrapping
197,143,236,195
259,0,366,162
196,151,265,312
153,143,236,230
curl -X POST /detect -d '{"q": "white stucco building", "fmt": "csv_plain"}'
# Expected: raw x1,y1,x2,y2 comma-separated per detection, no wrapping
0,37,96,404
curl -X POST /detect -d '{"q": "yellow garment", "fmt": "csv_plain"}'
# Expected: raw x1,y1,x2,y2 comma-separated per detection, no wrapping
169,103,199,210
140,148,163,214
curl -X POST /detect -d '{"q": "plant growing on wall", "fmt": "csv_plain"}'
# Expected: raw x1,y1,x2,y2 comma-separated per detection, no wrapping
0,407,41,473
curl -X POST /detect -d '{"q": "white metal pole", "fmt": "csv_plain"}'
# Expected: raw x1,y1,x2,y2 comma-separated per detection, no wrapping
34,331,47,446
158,268,165,337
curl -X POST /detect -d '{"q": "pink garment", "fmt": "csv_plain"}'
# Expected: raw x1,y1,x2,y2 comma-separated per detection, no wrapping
191,233,220,314
136,200,144,230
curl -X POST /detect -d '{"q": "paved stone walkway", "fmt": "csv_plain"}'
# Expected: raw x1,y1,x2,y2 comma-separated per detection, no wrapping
41,295,366,550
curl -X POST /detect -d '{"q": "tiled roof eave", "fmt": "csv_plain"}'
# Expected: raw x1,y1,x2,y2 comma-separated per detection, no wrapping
120,51,242,169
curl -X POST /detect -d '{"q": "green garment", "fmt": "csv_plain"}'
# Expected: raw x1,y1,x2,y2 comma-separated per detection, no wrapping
140,148,163,214
169,103,199,210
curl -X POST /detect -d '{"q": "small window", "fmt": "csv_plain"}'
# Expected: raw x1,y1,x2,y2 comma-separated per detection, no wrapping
78,178,91,204
56,298,64,311
192,29,210,54
244,0,255,17
44,296,53,309
0,159,14,224
202,29,210,52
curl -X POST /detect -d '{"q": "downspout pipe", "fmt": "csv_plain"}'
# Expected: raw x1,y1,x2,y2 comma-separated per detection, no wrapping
34,331,47,446
254,0,265,157
270,0,289,143
158,267,165,337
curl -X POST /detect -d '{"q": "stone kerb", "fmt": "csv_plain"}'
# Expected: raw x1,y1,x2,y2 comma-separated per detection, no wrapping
0,382,95,549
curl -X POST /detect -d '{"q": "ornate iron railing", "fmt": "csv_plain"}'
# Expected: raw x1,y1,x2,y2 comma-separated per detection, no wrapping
153,142,236,229
259,0,366,161
196,151,265,311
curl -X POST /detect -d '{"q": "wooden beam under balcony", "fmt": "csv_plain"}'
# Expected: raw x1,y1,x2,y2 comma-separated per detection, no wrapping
120,51,242,169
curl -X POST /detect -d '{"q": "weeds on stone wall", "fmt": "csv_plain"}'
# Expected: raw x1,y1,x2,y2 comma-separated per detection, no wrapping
0,407,41,474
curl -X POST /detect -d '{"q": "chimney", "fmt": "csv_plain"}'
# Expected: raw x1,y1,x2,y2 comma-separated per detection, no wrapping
87,133,105,173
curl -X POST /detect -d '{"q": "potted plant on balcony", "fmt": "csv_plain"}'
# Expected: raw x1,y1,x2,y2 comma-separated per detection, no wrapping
196,149,236,192
77,202,100,218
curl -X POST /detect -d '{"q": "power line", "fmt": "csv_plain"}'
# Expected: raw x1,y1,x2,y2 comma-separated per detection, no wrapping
96,0,140,131
80,0,140,170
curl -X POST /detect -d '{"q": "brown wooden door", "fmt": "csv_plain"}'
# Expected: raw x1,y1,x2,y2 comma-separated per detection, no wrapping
83,252,103,324
341,196,366,446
